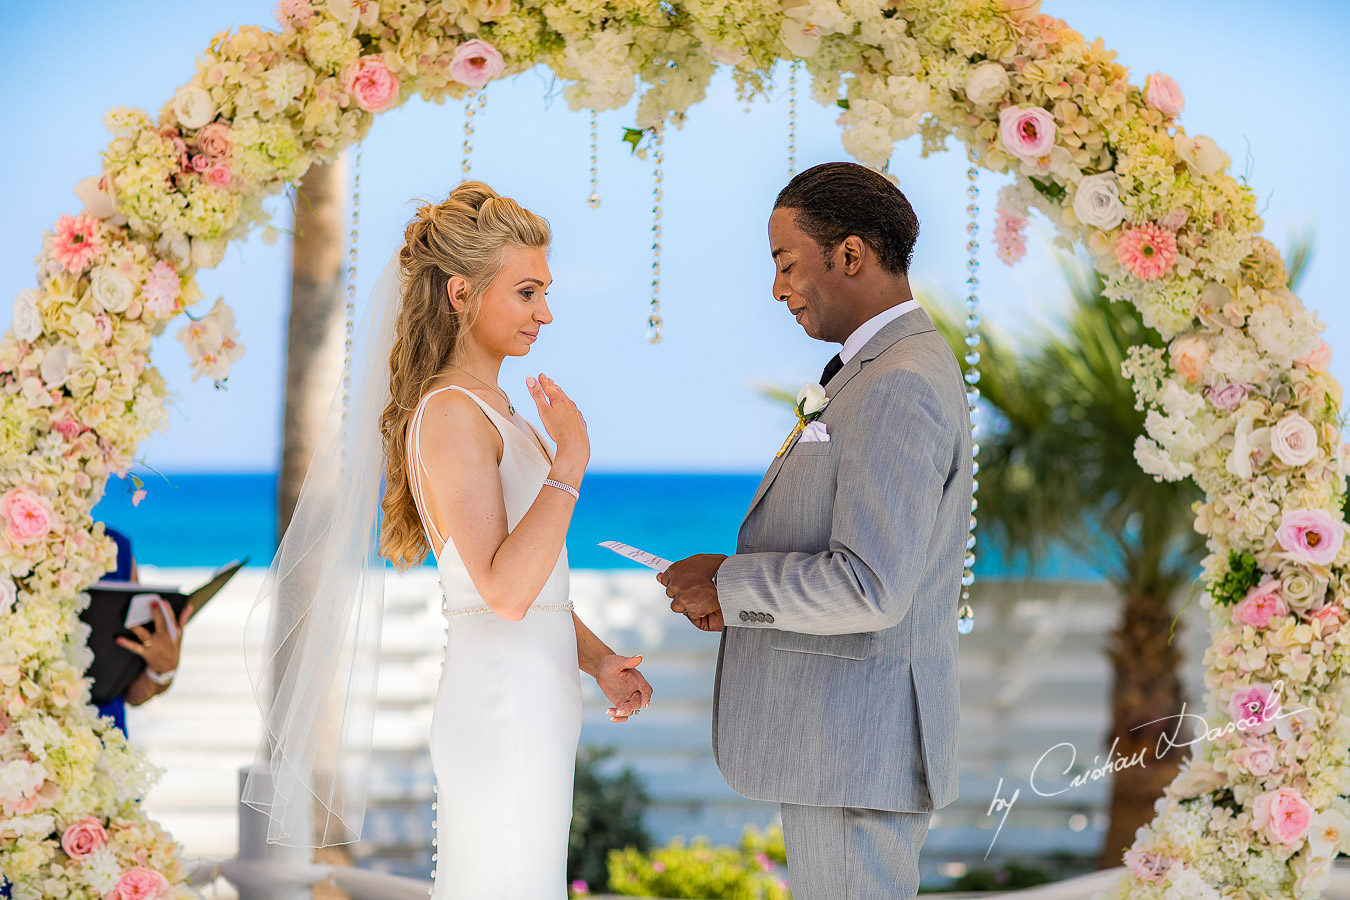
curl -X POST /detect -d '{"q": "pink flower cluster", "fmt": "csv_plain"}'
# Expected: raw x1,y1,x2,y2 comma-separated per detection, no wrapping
1115,223,1177,280
1233,579,1287,628
994,203,1028,265
142,261,182,317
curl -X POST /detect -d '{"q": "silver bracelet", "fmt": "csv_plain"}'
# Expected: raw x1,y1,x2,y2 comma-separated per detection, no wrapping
144,667,176,686
542,478,580,501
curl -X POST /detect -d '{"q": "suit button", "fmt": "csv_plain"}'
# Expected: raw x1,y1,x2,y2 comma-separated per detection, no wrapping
765,614,775,624
756,612,767,623
739,610,750,622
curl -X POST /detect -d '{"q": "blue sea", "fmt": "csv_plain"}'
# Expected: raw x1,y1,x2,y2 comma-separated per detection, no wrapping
90,472,1102,579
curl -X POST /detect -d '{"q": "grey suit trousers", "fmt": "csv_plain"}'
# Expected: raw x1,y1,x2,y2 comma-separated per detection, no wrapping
781,803,931,900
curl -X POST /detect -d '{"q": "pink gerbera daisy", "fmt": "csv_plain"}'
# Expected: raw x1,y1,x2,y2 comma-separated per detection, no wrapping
1115,223,1177,281
51,213,103,273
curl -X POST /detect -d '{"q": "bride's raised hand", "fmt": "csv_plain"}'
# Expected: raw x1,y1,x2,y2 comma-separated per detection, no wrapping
526,374,589,475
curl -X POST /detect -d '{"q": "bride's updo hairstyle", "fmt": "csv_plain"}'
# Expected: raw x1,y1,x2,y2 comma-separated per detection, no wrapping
379,181,551,569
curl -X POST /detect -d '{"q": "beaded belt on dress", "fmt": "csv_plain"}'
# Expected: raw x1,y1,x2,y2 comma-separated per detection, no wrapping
441,594,573,618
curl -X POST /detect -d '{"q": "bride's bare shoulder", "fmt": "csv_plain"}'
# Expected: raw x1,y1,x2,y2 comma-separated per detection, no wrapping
415,382,502,463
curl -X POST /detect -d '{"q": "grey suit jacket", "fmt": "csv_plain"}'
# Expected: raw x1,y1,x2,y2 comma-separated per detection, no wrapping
712,308,971,812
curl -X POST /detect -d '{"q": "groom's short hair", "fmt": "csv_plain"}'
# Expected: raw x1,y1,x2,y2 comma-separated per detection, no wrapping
774,162,919,275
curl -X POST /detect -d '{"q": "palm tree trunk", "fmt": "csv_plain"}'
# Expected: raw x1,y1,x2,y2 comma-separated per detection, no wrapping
1097,588,1187,868
279,157,348,535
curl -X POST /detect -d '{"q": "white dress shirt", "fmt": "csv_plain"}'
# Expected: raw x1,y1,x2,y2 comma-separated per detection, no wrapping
839,298,923,364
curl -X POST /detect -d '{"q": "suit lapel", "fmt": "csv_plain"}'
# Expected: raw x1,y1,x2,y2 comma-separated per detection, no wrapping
741,308,937,523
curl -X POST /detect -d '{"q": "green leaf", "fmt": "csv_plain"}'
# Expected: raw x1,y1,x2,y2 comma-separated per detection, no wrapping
1210,550,1259,607
1029,176,1067,202
130,474,144,489
836,98,850,110
622,127,645,154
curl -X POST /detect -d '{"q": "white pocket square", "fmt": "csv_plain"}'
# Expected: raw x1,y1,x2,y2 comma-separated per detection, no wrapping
799,421,830,443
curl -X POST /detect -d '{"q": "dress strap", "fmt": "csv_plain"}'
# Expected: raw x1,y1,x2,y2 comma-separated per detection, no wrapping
407,386,459,554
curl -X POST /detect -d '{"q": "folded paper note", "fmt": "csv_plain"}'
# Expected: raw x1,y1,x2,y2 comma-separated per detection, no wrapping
598,541,672,572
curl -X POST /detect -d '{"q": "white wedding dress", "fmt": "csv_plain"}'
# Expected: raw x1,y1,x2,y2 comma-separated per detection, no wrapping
407,384,582,899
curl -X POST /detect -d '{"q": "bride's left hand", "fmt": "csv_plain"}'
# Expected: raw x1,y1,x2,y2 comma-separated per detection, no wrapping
597,654,652,724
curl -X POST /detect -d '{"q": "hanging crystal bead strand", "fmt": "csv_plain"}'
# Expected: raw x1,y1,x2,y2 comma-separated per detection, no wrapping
340,145,362,447
587,110,601,209
647,128,664,344
787,60,799,179
461,91,480,177
958,146,981,636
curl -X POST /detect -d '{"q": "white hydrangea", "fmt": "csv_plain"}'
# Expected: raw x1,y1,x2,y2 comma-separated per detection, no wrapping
1135,435,1195,481
1249,299,1322,368
0,758,47,803
81,848,122,895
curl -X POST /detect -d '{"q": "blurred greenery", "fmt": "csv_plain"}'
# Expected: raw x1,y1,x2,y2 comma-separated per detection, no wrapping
568,745,652,894
606,823,790,899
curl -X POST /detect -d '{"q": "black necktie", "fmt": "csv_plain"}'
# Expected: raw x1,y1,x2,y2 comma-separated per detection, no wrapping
819,353,843,386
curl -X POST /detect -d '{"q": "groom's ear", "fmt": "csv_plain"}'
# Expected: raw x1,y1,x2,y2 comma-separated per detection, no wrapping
840,235,867,275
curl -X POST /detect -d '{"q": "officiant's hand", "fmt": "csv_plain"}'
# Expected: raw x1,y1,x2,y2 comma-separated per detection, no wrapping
526,374,589,477
660,554,727,627
596,654,652,723
118,598,192,681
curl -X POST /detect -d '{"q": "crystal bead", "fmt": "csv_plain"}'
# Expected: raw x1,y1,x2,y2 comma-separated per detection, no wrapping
966,222,978,236
966,184,979,200
957,603,975,635
966,534,977,550
972,442,980,457
966,241,980,255
964,350,980,366
647,315,664,344
587,192,601,209
970,496,978,513
965,553,976,569
971,460,979,475
965,314,980,330
964,370,980,385
961,569,975,587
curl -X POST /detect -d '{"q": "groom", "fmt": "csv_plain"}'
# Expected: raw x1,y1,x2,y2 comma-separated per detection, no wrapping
660,162,972,898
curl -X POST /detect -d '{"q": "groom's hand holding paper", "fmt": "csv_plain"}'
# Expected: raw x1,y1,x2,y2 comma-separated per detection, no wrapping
659,553,728,631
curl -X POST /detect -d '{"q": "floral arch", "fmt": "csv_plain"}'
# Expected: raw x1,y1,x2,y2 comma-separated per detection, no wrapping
2,1,1346,898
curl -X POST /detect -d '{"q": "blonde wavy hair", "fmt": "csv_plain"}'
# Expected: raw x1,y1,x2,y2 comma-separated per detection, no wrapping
378,181,551,570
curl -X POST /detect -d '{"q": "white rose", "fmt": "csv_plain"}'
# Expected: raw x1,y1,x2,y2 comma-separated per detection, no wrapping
156,232,191,267
1072,172,1126,230
173,85,216,130
0,579,14,615
90,267,134,314
1173,133,1230,178
73,175,117,220
1280,565,1327,612
964,61,1010,106
191,236,228,269
797,382,829,416
12,289,43,341
39,344,77,388
1271,413,1319,467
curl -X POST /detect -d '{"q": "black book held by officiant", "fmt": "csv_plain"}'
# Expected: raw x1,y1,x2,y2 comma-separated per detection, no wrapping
80,558,248,704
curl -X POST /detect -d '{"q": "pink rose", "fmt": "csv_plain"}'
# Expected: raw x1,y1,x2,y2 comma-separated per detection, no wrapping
205,162,232,188
196,122,233,159
94,311,113,344
1123,848,1175,884
190,154,211,174
54,417,87,439
1,487,57,545
1232,738,1277,776
998,106,1056,160
1233,578,1287,628
1144,72,1184,117
344,56,400,113
115,868,169,900
1312,604,1346,636
449,39,506,90
158,128,190,171
1252,788,1313,846
61,817,109,859
1297,340,1332,373
1229,682,1280,736
1206,382,1252,411
1169,335,1210,384
1276,509,1345,566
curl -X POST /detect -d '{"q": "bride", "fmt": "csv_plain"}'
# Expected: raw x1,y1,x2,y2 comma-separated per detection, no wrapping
242,182,652,899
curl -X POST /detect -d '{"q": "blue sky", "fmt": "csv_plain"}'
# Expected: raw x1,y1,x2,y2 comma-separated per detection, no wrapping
3,1,1348,473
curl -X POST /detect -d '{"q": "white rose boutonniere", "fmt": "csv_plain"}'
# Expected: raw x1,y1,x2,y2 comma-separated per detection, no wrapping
778,382,831,457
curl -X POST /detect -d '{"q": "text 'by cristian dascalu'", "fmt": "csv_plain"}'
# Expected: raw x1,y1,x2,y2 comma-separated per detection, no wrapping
981,679,1308,858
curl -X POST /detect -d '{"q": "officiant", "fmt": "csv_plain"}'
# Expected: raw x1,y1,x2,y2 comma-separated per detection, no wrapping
93,525,192,735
